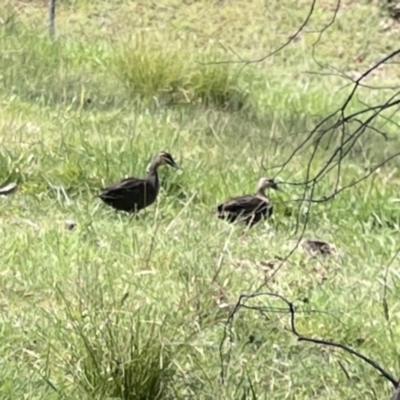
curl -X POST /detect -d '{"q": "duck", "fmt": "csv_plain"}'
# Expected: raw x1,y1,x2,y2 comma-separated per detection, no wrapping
98,151,180,213
216,177,281,227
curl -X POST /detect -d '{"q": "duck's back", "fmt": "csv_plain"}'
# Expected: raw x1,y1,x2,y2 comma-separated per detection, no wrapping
100,176,158,212
217,193,272,225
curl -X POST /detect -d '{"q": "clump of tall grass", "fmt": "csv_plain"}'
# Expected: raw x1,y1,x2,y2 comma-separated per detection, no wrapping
113,43,248,111
46,288,181,400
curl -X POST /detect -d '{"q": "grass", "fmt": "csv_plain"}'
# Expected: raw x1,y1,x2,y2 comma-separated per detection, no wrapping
1,0,400,398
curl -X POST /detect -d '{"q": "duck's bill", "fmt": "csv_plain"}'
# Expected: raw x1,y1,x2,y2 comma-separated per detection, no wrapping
168,160,182,169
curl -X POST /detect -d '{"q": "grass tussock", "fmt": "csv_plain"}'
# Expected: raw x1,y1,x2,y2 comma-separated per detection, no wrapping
113,44,248,111
47,288,180,399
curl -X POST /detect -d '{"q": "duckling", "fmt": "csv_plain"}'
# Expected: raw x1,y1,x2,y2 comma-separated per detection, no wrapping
99,151,180,213
216,177,281,227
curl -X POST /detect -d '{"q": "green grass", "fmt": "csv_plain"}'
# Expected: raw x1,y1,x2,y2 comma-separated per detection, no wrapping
1,0,400,398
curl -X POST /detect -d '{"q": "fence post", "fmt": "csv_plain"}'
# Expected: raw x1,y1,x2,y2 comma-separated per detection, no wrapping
48,0,56,37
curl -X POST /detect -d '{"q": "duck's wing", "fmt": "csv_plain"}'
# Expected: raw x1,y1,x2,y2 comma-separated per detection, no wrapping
100,177,143,196
217,195,270,216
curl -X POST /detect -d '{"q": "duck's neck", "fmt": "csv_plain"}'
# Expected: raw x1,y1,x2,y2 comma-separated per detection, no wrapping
256,188,268,198
147,160,161,192
256,189,265,196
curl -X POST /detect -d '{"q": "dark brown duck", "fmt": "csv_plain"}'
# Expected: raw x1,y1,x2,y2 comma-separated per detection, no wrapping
99,151,180,213
216,177,281,227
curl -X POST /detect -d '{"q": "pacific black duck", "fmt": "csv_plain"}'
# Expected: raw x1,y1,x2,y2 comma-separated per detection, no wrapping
99,151,180,213
216,177,281,227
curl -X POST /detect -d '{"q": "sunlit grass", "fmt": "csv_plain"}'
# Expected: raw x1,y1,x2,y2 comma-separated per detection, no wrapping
1,0,400,398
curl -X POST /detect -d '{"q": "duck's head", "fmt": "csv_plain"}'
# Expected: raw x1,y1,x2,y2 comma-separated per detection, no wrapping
153,151,181,169
256,177,281,192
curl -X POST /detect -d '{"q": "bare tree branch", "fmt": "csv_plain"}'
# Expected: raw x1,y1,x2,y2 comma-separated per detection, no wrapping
220,292,398,389
198,0,319,65
218,2,400,397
